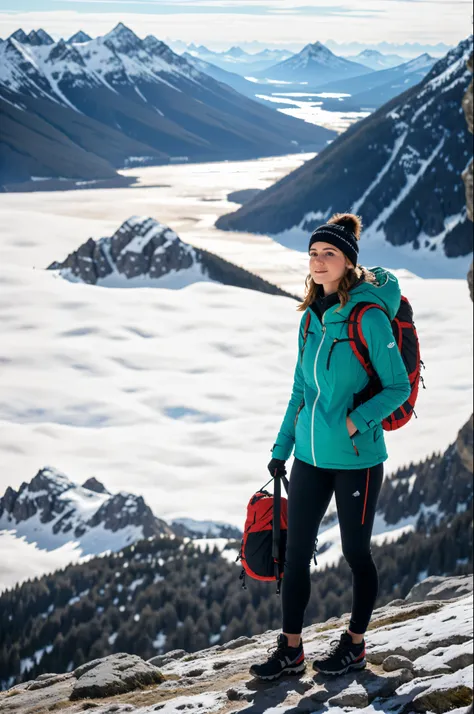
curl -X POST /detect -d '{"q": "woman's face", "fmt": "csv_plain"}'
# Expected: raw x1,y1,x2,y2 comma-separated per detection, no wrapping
309,241,350,292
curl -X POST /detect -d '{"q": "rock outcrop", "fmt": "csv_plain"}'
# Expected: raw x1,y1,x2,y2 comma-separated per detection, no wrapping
1,578,471,713
462,52,473,299
70,653,164,699
48,216,298,298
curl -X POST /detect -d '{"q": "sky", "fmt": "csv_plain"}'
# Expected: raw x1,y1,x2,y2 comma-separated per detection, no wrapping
0,0,471,51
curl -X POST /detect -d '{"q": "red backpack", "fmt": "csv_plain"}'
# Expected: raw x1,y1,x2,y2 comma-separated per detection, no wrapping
236,473,289,594
303,295,425,430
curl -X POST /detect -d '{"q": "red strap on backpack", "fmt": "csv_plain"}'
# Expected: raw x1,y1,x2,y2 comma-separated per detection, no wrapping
301,298,425,431
347,297,424,430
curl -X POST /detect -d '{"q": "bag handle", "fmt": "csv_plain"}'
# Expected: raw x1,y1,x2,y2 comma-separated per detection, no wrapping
272,469,289,594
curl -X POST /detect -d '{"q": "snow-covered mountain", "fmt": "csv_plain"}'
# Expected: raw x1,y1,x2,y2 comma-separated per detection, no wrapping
67,30,92,44
47,216,296,297
254,41,373,84
0,24,332,186
0,466,245,592
0,467,174,555
319,53,436,100
348,49,406,71
217,37,473,262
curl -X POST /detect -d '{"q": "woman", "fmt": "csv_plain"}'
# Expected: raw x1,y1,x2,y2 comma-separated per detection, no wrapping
250,213,411,681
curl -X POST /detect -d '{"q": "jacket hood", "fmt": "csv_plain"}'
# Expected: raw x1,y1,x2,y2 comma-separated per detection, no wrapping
324,267,402,323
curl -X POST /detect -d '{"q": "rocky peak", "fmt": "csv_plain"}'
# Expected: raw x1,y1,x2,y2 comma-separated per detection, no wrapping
47,39,86,66
359,49,382,58
226,46,245,58
302,41,330,57
9,28,28,43
82,477,109,494
27,29,54,46
103,23,142,54
88,492,171,537
68,30,92,44
29,466,73,495
424,35,472,84
142,35,184,68
47,216,297,298
0,466,172,549
36,29,54,45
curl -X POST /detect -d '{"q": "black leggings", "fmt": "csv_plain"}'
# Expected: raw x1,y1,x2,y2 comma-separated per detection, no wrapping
282,457,384,636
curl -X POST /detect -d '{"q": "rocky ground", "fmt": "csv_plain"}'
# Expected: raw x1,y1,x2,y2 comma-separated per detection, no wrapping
1,575,472,714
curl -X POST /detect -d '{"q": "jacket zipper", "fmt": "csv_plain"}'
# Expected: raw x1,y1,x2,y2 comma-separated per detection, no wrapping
311,319,326,467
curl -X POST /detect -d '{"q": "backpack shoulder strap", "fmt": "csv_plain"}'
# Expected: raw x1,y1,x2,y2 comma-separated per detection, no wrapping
300,310,312,364
347,302,389,377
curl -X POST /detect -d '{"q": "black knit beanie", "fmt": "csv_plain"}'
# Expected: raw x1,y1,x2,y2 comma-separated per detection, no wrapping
308,223,359,267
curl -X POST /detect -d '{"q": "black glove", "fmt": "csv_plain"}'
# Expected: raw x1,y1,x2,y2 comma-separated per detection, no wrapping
267,457,287,478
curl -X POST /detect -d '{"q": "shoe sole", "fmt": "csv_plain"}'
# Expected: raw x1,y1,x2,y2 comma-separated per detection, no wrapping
249,662,306,681
312,659,366,676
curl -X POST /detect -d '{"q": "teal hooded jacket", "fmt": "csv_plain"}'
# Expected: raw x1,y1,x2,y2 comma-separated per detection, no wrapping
272,268,411,470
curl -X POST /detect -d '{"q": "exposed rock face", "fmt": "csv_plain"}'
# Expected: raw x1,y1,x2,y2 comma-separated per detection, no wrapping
82,477,110,494
456,413,474,474
406,574,473,602
2,583,472,713
70,653,164,699
462,53,473,300
48,216,298,299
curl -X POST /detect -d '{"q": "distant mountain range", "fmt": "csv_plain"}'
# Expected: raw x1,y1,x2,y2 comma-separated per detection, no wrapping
182,44,293,76
318,53,436,108
253,41,373,84
325,39,453,57
347,49,405,71
217,37,474,261
47,216,298,297
0,24,333,188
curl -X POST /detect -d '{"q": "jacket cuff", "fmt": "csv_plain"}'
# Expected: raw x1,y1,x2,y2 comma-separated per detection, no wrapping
349,410,375,436
271,441,292,461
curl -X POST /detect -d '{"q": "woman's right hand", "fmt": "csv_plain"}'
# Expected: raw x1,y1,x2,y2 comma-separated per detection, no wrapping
267,457,287,478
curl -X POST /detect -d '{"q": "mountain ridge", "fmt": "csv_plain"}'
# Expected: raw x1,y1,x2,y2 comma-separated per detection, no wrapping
0,24,333,187
216,36,474,261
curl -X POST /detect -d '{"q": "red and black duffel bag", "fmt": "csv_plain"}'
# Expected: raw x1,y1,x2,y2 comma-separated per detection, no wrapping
236,472,289,594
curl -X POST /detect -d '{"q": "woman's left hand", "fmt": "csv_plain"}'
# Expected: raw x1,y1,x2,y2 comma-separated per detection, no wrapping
346,415,358,437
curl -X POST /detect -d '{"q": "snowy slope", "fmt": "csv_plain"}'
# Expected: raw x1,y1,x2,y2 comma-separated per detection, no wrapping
217,37,474,262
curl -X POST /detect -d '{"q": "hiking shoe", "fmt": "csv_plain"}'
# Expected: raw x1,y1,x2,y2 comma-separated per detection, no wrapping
312,631,366,676
249,633,305,681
